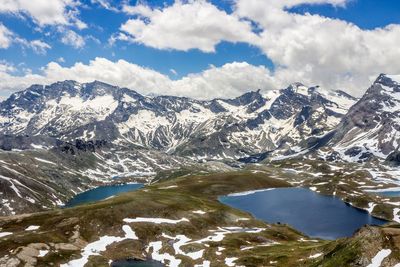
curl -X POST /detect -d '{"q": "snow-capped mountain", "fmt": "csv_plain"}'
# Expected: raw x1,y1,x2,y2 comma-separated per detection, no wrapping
3,74,400,216
0,80,356,160
328,74,400,162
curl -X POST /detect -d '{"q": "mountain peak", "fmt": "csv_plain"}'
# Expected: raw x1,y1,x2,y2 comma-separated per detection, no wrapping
229,89,263,106
375,73,400,86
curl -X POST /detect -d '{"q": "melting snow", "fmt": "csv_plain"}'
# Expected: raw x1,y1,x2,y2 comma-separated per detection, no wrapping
309,253,323,259
393,208,400,223
38,250,49,257
367,249,391,267
192,210,206,214
147,241,181,267
34,157,57,166
225,257,238,266
159,185,178,189
0,232,12,238
366,203,377,213
61,225,138,267
194,260,211,267
25,225,40,231
161,233,204,260
228,188,274,197
123,217,189,224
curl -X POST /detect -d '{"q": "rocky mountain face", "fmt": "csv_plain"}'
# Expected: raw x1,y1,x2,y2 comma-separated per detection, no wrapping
2,74,400,216
0,80,356,159
0,135,233,216
327,74,400,162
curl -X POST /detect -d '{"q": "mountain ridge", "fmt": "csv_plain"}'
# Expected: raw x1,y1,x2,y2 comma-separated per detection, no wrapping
0,78,358,160
2,74,400,216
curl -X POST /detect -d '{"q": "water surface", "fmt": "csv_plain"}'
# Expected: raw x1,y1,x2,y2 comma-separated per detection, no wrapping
219,187,387,240
376,191,400,197
64,183,143,208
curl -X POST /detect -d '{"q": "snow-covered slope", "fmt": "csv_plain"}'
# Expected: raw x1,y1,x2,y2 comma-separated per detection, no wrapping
328,74,400,162
0,80,357,160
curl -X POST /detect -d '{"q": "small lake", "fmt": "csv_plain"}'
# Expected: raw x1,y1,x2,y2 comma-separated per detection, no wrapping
111,259,164,267
376,191,400,197
64,183,143,208
219,187,387,240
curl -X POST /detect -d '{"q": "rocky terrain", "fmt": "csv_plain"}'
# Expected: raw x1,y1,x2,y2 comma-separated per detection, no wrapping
0,76,359,216
1,172,400,267
0,79,356,159
327,74,400,162
0,74,400,266
0,74,399,216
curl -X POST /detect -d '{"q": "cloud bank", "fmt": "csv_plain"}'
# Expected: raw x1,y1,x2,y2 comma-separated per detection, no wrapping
112,0,400,96
0,57,276,100
1,0,400,99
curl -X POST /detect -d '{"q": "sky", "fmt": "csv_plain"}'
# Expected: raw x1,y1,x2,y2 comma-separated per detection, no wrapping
0,0,399,100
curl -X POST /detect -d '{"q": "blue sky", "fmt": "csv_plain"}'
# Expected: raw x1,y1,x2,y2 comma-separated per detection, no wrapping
0,0,272,79
0,0,399,99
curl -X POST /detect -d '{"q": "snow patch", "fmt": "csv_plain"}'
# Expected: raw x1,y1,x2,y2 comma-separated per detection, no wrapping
367,249,391,267
309,253,323,259
192,210,206,214
228,188,274,197
123,217,189,224
366,203,377,213
61,224,138,267
34,157,57,166
393,208,400,223
147,241,181,267
225,257,238,266
38,250,49,257
25,225,40,231
0,232,12,238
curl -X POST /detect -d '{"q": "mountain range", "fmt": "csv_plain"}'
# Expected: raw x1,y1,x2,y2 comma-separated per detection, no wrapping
0,73,399,216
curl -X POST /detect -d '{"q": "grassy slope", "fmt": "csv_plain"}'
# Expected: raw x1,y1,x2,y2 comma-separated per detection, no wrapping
0,171,399,266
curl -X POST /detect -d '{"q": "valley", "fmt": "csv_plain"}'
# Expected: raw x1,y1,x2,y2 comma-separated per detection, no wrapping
0,74,400,266
1,171,400,267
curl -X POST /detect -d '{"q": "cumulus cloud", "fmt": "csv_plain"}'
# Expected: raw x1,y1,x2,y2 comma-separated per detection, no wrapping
171,62,276,99
0,0,85,28
234,0,400,95
117,0,259,52
112,0,400,96
60,29,85,48
0,23,13,48
0,57,276,100
91,0,119,12
15,38,52,54
0,23,51,54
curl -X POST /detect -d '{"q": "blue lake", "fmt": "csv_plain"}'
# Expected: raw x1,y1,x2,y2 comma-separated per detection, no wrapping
64,183,143,208
219,187,387,240
376,191,400,197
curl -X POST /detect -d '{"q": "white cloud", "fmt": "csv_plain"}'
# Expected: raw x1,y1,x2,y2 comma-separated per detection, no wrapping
0,23,51,54
0,23,13,48
0,57,276,100
234,0,400,95
14,37,51,54
0,0,85,28
113,0,400,96
91,0,119,12
60,29,85,48
171,62,276,99
118,0,259,52
26,39,52,54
